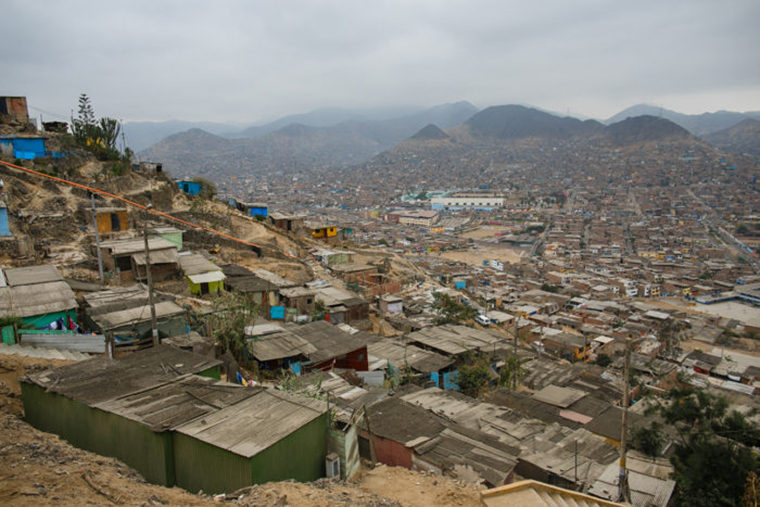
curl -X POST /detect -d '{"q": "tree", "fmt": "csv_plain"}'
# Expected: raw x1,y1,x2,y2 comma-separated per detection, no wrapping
98,117,121,149
203,292,258,364
70,94,123,160
595,353,613,367
659,318,689,358
457,353,492,397
632,421,664,458
432,292,477,325
499,354,527,390
649,387,759,506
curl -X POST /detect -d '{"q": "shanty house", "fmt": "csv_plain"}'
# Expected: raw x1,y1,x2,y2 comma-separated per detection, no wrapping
315,286,369,325
0,265,78,339
98,237,178,282
222,265,282,316
176,180,202,196
279,286,317,316
246,320,369,373
309,224,338,239
268,212,304,232
363,397,517,486
237,201,268,218
21,346,222,486
179,252,225,296
93,207,129,234
21,346,331,493
0,136,49,159
0,96,29,123
83,286,186,341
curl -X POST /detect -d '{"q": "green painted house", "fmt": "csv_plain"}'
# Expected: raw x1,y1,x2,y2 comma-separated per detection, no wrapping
178,252,225,296
21,346,329,493
0,265,78,343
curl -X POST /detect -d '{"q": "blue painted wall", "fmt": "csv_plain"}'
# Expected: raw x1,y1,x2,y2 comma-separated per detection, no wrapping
0,137,48,160
0,207,11,236
177,181,202,196
248,207,268,217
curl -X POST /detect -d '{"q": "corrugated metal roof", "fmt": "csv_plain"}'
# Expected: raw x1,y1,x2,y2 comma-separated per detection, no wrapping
367,338,453,373
176,388,326,458
406,324,504,356
0,280,76,318
187,271,225,284
532,385,588,408
131,248,179,265
22,345,222,405
100,237,176,256
247,330,317,361
92,300,185,329
253,269,298,288
95,376,256,432
4,264,63,286
178,253,220,276
20,333,106,354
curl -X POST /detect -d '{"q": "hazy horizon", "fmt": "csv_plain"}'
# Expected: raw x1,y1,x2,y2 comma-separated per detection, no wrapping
2,0,758,124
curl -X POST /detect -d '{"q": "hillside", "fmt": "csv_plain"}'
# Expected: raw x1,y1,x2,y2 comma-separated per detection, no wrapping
703,118,760,158
598,115,693,146
463,105,602,140
410,124,450,141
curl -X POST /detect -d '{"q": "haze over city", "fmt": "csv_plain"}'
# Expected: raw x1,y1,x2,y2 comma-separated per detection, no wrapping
2,0,759,124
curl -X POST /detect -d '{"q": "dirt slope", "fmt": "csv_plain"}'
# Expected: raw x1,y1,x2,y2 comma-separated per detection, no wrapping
0,354,481,506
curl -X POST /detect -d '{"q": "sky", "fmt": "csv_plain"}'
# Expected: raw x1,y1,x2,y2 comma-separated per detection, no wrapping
2,0,759,124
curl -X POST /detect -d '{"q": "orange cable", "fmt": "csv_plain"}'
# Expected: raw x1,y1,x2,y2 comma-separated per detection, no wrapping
0,158,278,253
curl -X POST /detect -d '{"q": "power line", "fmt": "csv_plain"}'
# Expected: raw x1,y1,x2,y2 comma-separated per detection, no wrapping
0,158,281,255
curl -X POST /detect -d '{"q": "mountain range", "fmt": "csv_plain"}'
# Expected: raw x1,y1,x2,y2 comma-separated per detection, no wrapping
137,101,759,182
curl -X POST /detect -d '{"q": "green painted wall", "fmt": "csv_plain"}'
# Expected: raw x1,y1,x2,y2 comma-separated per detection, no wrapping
154,232,183,250
197,364,221,380
173,432,253,494
21,383,175,486
21,309,77,330
250,413,327,484
173,413,328,494
188,278,224,296
1,325,14,344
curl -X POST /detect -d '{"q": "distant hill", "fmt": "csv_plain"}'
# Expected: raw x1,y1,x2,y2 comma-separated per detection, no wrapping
123,120,242,152
409,124,450,141
606,104,760,136
465,105,602,140
704,118,760,158
600,115,692,146
139,102,478,177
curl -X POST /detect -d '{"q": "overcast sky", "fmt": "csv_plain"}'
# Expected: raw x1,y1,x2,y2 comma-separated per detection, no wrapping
2,0,758,124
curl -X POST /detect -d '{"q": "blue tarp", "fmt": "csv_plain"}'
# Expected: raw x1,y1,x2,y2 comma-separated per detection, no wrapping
270,305,285,320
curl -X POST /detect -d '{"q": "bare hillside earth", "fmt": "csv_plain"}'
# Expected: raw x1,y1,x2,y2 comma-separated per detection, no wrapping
0,354,481,506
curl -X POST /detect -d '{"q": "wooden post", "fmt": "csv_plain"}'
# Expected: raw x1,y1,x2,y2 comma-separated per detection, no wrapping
142,210,159,347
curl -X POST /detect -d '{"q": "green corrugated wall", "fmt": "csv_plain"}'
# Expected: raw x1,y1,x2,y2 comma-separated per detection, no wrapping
173,412,328,494
21,383,175,486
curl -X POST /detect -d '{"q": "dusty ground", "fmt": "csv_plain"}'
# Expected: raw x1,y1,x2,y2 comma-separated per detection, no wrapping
460,226,518,240
436,245,524,266
0,353,482,506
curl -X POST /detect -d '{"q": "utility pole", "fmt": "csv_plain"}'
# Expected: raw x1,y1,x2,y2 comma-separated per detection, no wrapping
574,439,579,488
618,337,631,503
142,207,159,347
513,316,519,390
91,194,104,283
